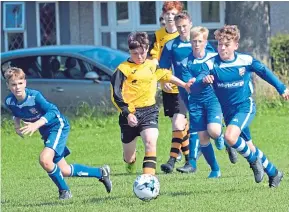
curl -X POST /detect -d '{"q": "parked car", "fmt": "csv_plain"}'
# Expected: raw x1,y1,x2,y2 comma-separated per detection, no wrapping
1,45,129,110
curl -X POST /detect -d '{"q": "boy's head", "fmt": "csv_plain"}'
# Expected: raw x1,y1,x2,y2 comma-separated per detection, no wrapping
214,25,240,60
162,1,183,27
127,31,149,64
4,67,27,99
190,26,209,54
174,11,192,39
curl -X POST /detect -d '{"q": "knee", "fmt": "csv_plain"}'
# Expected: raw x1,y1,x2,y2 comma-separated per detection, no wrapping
39,155,54,171
224,131,238,144
207,125,222,140
145,140,157,152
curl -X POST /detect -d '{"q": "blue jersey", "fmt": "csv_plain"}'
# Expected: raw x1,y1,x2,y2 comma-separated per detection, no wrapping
5,88,68,137
159,36,215,104
159,36,215,80
181,51,218,102
199,53,287,108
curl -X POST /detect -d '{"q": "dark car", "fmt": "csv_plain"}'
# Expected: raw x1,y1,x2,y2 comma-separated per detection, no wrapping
1,45,129,110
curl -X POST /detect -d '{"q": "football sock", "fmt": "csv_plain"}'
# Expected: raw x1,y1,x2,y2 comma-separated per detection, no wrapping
70,164,102,178
255,147,277,177
48,164,69,191
170,130,182,159
231,137,256,163
189,132,200,160
143,152,157,175
201,143,219,171
181,123,190,161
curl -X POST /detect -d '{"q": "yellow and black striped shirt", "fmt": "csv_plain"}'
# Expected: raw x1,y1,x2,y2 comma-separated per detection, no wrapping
110,59,172,117
149,27,179,94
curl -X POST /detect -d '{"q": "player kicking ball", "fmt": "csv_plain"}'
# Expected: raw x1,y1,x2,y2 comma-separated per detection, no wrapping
4,67,112,200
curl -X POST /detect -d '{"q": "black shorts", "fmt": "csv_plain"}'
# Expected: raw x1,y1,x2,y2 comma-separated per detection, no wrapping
119,105,159,144
162,91,187,118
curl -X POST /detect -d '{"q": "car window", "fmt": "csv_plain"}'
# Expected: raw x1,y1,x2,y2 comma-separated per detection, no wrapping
1,56,42,79
85,63,111,81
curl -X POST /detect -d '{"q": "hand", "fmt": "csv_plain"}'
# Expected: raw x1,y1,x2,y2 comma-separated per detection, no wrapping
203,75,214,84
185,78,196,93
15,127,24,138
282,88,289,100
127,114,138,127
163,83,173,92
20,121,40,136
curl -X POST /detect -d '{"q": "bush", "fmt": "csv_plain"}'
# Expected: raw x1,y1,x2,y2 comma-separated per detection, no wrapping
270,34,289,83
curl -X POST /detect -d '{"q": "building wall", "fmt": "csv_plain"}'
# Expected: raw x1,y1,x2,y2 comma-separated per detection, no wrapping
270,2,289,36
69,2,94,45
1,2,4,52
59,2,70,45
225,1,271,64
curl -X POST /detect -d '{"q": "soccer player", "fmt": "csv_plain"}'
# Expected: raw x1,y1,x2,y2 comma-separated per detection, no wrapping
200,25,288,186
150,1,192,173
4,67,112,200
158,12,222,175
110,31,192,176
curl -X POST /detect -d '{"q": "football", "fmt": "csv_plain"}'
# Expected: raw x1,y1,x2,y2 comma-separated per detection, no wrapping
133,174,160,201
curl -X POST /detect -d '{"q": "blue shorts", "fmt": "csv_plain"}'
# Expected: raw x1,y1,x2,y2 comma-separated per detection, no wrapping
42,123,71,163
189,97,223,132
223,97,256,131
241,127,252,141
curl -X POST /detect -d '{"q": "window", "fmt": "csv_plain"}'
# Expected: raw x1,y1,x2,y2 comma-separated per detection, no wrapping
201,2,220,23
3,2,25,31
139,2,156,25
95,2,161,51
36,2,60,46
2,2,26,51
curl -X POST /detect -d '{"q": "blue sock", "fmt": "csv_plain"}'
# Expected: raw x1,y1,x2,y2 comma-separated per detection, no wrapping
201,143,219,171
189,132,200,160
255,147,277,177
232,137,256,163
48,164,69,191
70,164,102,179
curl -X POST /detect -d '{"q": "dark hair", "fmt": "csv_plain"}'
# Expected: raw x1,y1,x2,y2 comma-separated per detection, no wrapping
159,16,164,22
174,10,191,22
127,31,149,50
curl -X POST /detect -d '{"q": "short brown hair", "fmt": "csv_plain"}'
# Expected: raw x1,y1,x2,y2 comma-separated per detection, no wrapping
4,67,26,83
190,26,209,40
162,1,183,13
214,25,240,42
127,31,149,51
174,10,192,23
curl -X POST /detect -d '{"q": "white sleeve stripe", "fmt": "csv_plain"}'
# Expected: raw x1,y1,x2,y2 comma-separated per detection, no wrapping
40,117,48,123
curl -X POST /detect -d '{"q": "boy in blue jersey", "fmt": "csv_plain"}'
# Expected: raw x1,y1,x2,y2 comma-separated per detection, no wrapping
177,26,226,178
4,67,112,200
159,11,227,176
200,25,288,186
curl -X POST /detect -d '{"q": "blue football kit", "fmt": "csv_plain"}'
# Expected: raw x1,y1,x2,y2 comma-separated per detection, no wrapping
5,88,70,163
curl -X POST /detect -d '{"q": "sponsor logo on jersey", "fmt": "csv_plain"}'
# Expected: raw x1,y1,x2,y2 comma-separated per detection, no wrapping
217,80,244,88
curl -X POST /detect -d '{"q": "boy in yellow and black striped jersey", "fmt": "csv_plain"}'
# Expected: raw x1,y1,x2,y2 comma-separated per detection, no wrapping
110,31,192,175
149,1,192,173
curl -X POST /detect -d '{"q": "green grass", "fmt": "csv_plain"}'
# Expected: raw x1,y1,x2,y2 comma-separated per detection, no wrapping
1,111,289,212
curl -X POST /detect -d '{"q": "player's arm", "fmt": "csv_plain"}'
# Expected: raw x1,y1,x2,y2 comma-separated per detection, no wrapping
20,92,60,136
251,58,289,99
156,68,191,93
110,69,133,118
159,43,172,69
149,33,160,65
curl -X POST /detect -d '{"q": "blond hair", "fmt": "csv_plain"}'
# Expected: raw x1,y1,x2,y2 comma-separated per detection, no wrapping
4,67,26,83
190,26,209,40
214,25,240,42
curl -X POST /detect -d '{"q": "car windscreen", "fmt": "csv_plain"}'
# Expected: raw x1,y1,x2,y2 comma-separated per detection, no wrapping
79,48,129,71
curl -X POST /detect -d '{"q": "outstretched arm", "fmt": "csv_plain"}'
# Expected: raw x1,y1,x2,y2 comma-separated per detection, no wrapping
251,59,288,99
